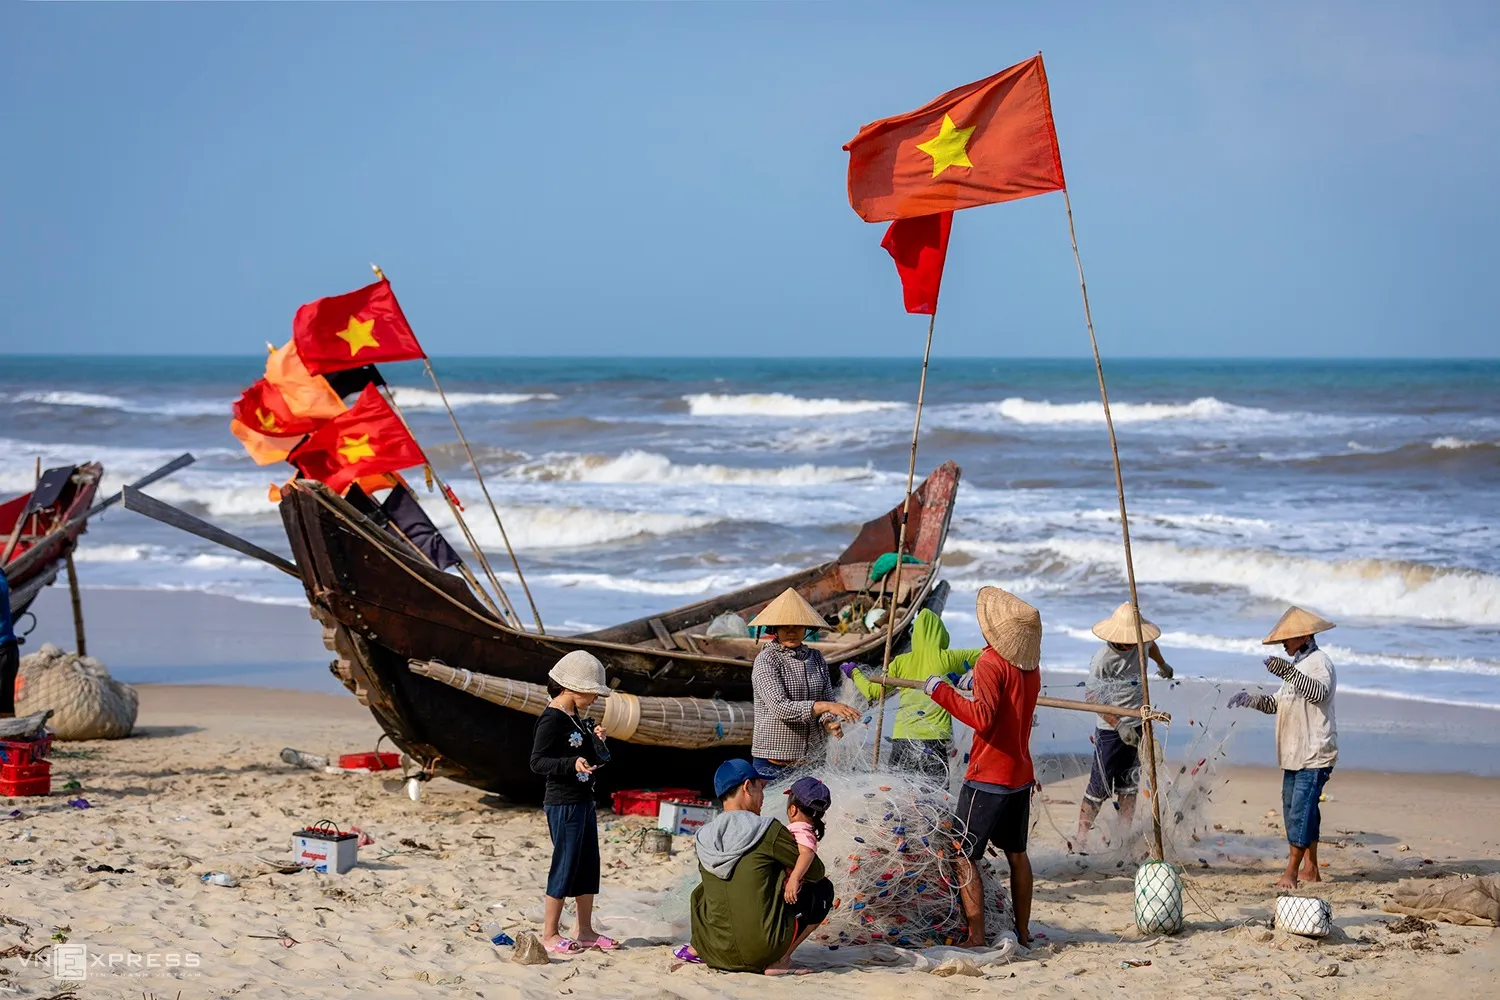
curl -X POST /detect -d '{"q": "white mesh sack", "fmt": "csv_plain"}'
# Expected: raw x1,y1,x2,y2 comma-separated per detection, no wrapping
16,644,139,740
1134,860,1184,934
1276,895,1334,937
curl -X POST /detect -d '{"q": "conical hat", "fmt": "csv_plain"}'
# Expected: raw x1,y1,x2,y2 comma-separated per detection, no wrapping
748,588,828,629
1092,602,1162,644
976,586,1042,671
1262,606,1336,645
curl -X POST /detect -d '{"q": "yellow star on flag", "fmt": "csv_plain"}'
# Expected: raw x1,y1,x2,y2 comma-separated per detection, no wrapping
338,434,376,464
915,114,976,178
255,408,280,432
335,316,379,356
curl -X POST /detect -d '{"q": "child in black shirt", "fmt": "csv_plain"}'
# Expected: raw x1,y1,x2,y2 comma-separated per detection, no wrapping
529,650,619,953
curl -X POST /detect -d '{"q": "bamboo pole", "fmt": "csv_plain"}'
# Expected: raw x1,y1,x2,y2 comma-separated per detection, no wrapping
0,459,40,566
1062,188,1166,862
871,309,938,769
370,264,545,634
64,549,86,656
862,673,1169,722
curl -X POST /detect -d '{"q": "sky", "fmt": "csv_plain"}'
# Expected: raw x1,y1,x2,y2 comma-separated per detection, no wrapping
2,2,1497,358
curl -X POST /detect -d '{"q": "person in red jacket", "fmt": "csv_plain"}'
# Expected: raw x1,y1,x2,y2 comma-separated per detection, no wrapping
922,586,1042,948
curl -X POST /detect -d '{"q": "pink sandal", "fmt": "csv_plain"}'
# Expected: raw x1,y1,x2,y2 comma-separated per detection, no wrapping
584,935,620,951
546,938,584,954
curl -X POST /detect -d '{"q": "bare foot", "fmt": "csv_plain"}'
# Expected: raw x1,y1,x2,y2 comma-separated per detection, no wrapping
1299,868,1322,883
958,935,988,950
1274,873,1299,890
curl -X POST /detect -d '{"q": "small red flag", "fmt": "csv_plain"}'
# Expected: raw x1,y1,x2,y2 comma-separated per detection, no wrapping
289,384,426,493
882,212,953,315
844,55,1065,222
232,379,325,439
293,279,425,376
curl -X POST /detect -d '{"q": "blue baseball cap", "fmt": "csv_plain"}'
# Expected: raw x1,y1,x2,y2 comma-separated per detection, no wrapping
786,776,831,812
713,759,763,798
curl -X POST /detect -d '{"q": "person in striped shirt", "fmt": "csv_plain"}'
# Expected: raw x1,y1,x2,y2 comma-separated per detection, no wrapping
1229,606,1338,889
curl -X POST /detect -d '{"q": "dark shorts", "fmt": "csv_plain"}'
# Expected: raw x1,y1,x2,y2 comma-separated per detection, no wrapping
544,802,600,899
753,757,798,783
888,738,950,781
0,640,18,715
1282,767,1333,849
789,876,835,932
953,782,1031,858
1084,728,1140,804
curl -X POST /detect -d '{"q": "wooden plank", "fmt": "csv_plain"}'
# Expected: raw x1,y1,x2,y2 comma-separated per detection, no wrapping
87,453,195,517
648,617,678,650
123,486,299,576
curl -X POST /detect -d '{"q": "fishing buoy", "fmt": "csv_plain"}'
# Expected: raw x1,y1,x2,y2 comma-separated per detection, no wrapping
1133,860,1183,934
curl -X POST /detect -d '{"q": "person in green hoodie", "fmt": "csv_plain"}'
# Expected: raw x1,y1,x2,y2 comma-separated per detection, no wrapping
841,609,983,780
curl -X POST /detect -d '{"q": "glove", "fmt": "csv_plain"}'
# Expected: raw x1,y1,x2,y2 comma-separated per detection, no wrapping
1227,691,1253,709
955,671,975,691
1263,656,1293,679
923,675,946,696
839,661,860,679
1157,662,1174,680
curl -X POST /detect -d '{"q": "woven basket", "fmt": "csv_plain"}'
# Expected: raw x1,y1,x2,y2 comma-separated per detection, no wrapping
408,659,753,749
1275,895,1333,937
1134,860,1184,934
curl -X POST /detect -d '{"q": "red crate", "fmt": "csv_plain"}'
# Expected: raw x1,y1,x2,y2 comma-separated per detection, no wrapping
0,736,52,766
1,761,51,782
611,788,703,817
337,752,402,771
0,760,51,797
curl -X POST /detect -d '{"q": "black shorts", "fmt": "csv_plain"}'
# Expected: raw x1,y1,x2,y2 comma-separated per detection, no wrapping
953,782,1031,859
1084,728,1140,804
789,876,835,931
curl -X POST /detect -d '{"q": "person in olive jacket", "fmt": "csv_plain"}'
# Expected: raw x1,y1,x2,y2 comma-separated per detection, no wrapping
683,760,834,974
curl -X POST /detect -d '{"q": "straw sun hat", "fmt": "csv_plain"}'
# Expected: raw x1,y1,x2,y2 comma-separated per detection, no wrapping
749,588,829,629
548,650,613,697
976,586,1042,671
1262,606,1336,645
1091,602,1162,645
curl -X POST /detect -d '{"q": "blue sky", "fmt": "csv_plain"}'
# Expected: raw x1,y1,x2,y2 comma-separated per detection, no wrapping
2,2,1496,357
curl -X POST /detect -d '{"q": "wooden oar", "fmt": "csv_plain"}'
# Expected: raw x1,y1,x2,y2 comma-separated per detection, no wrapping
122,486,299,577
859,672,1169,723
87,452,196,517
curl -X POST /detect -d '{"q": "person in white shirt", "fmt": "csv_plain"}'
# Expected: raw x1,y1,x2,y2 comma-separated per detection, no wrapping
1229,606,1338,889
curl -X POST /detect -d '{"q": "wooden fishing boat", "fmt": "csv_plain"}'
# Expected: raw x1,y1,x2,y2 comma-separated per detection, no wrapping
281,461,962,801
2,463,104,625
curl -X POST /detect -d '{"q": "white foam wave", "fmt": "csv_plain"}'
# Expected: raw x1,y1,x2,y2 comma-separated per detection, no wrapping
6,390,225,417
143,479,285,519
387,387,559,409
1431,436,1484,450
430,503,719,550
513,450,875,486
527,569,777,596
1011,538,1500,626
683,392,902,418
987,396,1265,425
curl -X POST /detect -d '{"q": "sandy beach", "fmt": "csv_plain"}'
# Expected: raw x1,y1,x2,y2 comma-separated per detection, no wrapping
2,683,1496,999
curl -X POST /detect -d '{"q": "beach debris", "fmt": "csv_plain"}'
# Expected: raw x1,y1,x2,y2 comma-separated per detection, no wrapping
338,751,401,772
15,645,137,740
350,825,376,847
407,777,423,801
294,822,360,874
1119,959,1152,968
65,798,90,809
1396,844,1411,852
247,927,299,948
84,864,131,874
1385,915,1435,935
399,837,435,851
280,748,329,770
201,872,239,887
482,921,514,946
60,779,81,791
1313,963,1341,977
510,931,549,965
930,955,982,977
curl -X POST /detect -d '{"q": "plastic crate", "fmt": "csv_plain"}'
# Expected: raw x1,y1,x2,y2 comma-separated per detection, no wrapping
0,760,51,797
0,735,53,766
611,788,703,817
337,752,402,771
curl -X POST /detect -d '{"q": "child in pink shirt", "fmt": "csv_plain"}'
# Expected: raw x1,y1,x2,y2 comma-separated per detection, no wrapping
782,776,831,904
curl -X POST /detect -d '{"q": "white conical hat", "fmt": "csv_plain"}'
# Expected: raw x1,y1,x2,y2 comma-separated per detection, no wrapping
1262,606,1335,645
976,586,1042,671
548,650,612,696
748,588,828,629
1092,602,1162,644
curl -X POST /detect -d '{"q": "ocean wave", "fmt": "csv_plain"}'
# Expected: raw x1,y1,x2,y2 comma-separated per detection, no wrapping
429,503,719,550
511,450,876,486
6,390,226,417
683,392,903,418
387,387,559,409
1432,436,1488,450
525,569,781,596
1004,537,1500,626
986,396,1266,425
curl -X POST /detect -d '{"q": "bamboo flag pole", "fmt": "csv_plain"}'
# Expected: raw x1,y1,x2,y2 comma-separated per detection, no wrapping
371,265,546,635
872,309,938,769
1061,188,1166,862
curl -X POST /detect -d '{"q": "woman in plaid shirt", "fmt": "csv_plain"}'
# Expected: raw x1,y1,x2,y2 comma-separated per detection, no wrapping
747,589,860,779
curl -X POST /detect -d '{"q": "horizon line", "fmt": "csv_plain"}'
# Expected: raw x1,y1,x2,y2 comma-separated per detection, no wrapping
3,352,1497,363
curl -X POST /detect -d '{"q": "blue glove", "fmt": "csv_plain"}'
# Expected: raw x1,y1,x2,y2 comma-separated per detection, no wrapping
1227,691,1253,709
923,675,946,696
839,661,860,678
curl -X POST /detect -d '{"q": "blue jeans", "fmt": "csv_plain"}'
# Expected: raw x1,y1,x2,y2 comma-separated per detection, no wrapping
1281,767,1333,849
752,757,796,783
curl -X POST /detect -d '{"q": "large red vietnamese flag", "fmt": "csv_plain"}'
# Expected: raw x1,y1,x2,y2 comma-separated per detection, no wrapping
293,279,425,375
844,55,1065,222
288,384,426,493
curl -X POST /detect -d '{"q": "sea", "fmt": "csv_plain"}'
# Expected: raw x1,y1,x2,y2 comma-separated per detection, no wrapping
2,356,1498,713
